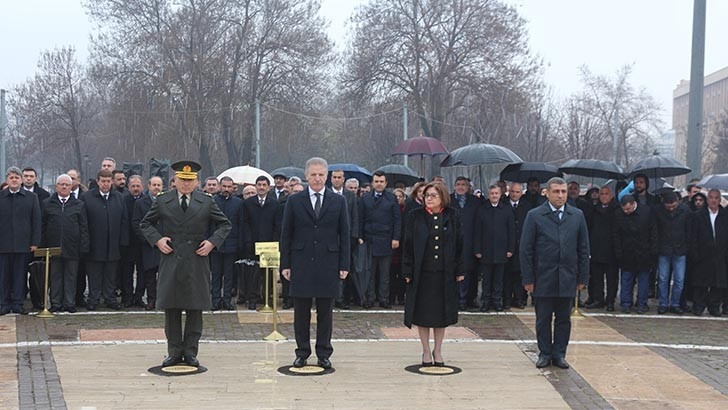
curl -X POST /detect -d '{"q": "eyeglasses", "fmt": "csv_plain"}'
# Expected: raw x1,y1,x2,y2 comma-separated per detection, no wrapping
424,193,439,199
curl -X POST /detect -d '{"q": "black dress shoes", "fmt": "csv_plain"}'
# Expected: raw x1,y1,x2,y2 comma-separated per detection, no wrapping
222,301,235,310
535,356,551,368
552,358,570,369
247,302,256,310
162,355,183,367
317,358,332,369
184,355,200,367
293,357,307,368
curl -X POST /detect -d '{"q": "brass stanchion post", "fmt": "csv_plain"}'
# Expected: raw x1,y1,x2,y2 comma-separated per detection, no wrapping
571,288,584,319
264,268,286,341
35,247,61,319
258,266,273,313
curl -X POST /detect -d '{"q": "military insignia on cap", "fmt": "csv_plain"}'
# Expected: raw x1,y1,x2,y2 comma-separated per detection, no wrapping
171,160,202,180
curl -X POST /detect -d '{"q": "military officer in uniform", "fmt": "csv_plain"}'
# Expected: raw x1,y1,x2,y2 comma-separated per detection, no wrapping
140,161,231,367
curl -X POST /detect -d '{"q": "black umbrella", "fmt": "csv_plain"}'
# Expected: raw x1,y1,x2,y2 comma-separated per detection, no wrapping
699,174,728,191
374,164,421,188
559,159,626,180
626,154,691,179
500,162,562,183
327,163,372,185
269,166,305,180
440,143,522,167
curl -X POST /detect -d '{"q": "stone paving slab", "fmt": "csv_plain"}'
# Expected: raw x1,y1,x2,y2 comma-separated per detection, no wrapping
519,315,728,410
52,341,569,410
80,328,166,342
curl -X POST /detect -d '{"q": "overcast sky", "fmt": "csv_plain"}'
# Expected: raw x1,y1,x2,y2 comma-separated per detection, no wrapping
1,0,726,128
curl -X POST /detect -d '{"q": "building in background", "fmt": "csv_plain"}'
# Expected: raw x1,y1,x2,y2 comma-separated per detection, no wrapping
674,65,728,181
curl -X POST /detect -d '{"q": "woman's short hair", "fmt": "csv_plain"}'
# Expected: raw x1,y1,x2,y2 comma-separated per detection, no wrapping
424,181,450,209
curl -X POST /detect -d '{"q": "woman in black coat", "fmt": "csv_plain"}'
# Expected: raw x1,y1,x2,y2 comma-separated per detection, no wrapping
402,182,464,366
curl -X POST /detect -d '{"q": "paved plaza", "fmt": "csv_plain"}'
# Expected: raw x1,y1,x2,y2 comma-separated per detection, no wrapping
2,304,728,410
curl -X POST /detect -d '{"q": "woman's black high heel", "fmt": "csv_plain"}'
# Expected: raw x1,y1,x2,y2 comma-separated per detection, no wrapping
422,353,433,366
433,350,444,367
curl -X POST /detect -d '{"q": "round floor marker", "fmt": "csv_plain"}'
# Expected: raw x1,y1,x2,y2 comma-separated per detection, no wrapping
404,364,461,375
148,364,208,376
277,365,335,376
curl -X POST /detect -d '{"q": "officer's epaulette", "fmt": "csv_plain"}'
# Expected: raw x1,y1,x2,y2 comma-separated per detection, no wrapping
157,191,167,196
203,192,213,197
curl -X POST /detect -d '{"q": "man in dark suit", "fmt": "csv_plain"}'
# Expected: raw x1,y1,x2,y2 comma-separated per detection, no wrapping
243,175,280,310
131,176,164,310
211,176,245,311
521,177,590,369
0,167,41,315
451,176,482,310
358,170,401,309
140,161,231,367
504,182,531,309
81,169,129,310
280,157,350,369
41,174,89,313
474,185,515,312
330,169,359,309
119,175,145,307
586,186,618,311
21,167,50,202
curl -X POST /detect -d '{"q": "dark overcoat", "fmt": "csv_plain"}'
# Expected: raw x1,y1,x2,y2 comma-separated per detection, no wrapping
520,202,590,297
506,199,532,273
612,204,657,272
81,188,129,262
654,203,690,256
588,202,618,264
131,193,160,271
41,194,89,259
451,192,482,272
359,190,402,256
213,194,245,255
140,190,232,310
279,189,350,298
474,202,515,264
689,207,728,288
0,189,41,253
402,207,463,328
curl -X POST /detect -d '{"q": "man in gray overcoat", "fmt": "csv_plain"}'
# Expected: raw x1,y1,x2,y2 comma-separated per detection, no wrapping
140,161,231,367
520,177,590,370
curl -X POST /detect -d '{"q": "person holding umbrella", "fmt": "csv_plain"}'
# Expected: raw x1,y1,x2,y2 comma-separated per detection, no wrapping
402,182,464,366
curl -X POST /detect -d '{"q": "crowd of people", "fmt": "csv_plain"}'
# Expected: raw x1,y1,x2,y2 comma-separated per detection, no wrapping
1,159,726,322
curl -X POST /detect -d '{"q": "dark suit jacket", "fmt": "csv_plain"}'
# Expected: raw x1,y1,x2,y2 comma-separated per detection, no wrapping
244,193,280,251
140,189,231,310
41,194,89,259
81,188,129,262
0,189,42,253
474,201,515,264
132,193,160,271
506,199,532,273
213,193,245,254
280,188,350,298
520,201,590,297
25,183,50,202
359,190,402,256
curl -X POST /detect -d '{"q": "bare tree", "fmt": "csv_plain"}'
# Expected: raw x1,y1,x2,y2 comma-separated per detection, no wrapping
10,47,98,176
576,65,663,167
85,0,333,176
343,0,540,143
